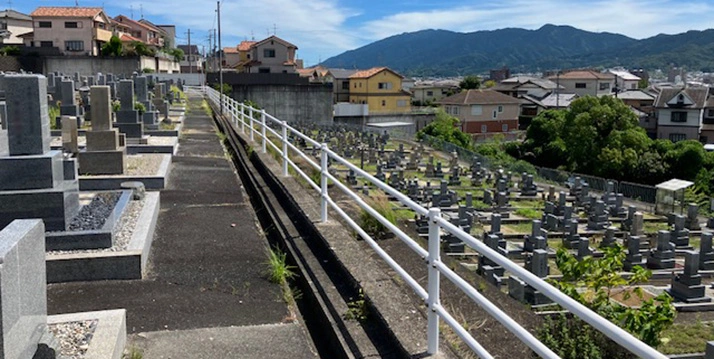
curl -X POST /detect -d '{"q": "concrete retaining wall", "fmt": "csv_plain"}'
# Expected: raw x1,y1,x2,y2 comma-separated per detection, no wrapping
230,84,333,124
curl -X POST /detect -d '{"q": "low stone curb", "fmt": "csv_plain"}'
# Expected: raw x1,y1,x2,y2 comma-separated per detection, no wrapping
48,309,126,359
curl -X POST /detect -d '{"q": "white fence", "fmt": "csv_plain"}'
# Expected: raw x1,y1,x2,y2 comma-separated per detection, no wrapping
190,85,669,359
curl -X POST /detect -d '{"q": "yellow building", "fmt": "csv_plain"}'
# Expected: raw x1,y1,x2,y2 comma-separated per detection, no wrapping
349,67,411,114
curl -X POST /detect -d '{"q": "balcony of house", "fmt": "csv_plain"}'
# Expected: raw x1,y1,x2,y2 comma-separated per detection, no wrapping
94,28,112,42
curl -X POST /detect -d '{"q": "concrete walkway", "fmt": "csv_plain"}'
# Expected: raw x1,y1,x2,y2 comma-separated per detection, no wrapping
47,95,318,358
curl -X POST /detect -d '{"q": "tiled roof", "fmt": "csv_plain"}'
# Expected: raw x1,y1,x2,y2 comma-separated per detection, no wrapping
0,9,31,21
326,68,358,79
549,70,615,80
114,15,157,33
237,40,256,51
31,6,103,18
349,67,404,79
439,89,522,105
254,35,297,49
655,87,708,108
223,47,239,54
120,34,142,43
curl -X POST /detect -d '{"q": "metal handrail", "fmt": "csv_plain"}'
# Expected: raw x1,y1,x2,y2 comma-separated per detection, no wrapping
190,85,669,359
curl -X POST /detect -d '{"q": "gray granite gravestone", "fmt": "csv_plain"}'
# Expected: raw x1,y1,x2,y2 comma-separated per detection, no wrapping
77,86,127,175
701,232,714,270
670,250,711,303
647,230,676,269
114,79,146,141
0,220,58,359
0,75,79,231
60,116,79,155
135,76,158,130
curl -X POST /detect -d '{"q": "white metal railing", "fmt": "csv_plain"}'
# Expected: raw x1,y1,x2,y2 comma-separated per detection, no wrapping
190,85,669,359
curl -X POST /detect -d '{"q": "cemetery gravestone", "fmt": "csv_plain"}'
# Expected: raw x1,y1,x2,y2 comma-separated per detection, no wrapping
77,86,127,175
670,250,711,303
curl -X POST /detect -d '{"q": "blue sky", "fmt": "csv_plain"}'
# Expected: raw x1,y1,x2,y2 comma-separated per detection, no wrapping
12,0,714,66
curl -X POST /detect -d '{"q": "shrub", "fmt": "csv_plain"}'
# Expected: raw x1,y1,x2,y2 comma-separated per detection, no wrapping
358,196,397,239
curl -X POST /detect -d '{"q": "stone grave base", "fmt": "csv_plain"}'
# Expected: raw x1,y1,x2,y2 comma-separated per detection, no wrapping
79,154,172,191
45,190,132,251
46,192,159,282
0,181,80,231
48,309,126,359
78,149,127,175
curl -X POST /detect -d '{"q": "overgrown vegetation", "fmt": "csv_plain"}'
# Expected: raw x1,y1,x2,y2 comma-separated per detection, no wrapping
212,83,232,96
124,346,143,359
538,246,676,358
416,109,472,149
101,35,123,57
358,196,398,239
344,289,369,321
0,46,20,56
48,101,60,129
658,321,714,354
266,247,297,285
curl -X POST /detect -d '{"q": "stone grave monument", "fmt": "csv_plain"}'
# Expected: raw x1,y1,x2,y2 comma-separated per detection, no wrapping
77,86,127,175
115,79,146,143
685,203,702,230
647,230,676,269
0,74,80,231
135,76,159,130
669,250,711,303
700,232,714,270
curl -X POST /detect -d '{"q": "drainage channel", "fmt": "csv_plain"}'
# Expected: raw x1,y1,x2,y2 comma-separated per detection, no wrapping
210,105,407,359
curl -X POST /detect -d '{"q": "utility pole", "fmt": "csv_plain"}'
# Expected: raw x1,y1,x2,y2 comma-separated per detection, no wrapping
213,28,217,72
217,1,223,114
208,31,212,72
186,29,192,74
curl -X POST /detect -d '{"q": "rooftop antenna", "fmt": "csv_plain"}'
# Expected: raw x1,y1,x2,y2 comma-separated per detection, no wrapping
273,23,277,36
7,0,11,10
140,4,143,19
130,5,133,19
75,0,79,6
250,30,254,41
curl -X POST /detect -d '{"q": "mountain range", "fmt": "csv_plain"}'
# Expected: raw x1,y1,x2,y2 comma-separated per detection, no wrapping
320,24,714,76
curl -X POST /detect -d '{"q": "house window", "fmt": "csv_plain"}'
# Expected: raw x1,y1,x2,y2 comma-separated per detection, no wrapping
481,125,487,133
65,41,84,52
708,109,714,118
247,54,251,59
64,22,79,28
341,82,349,90
38,21,52,28
502,124,508,132
378,82,392,90
497,105,503,113
669,133,687,142
397,100,407,107
0,22,6,30
40,41,53,48
426,90,434,96
599,82,610,91
671,111,687,123
381,100,386,106
354,82,357,89
258,67,270,73
575,83,586,89
451,106,459,115
471,105,482,116
263,48,275,58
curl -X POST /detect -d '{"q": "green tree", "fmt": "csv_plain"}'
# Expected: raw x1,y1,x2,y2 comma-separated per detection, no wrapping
101,35,123,57
130,41,153,57
638,78,649,89
416,109,472,149
540,246,676,358
459,75,481,90
169,48,184,62
483,79,497,88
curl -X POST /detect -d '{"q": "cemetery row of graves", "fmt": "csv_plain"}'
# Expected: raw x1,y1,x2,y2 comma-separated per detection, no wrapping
0,71,186,358
258,123,714,355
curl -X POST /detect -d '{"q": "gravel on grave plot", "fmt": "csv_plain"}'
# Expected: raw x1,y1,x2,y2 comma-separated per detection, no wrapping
48,320,98,359
125,154,164,176
50,197,145,255
67,192,121,231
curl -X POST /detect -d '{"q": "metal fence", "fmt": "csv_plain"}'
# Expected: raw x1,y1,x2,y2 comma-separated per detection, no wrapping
193,85,669,359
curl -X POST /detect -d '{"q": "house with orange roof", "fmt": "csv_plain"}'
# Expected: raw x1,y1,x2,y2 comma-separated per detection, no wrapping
113,15,163,48
438,89,521,134
25,6,113,55
234,35,298,74
348,67,411,114
547,69,615,97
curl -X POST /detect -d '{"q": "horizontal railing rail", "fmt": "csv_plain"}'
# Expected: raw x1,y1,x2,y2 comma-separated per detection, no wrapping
190,85,669,359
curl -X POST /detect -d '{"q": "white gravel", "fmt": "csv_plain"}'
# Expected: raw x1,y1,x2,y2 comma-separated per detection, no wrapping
49,197,145,255
148,136,178,146
48,320,97,359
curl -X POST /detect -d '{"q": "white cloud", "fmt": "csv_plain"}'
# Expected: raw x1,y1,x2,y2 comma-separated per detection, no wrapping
359,0,714,41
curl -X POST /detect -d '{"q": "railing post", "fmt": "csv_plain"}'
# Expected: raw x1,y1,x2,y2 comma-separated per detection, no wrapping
261,109,267,154
427,207,441,355
320,143,329,222
249,107,254,142
240,103,245,134
282,121,289,177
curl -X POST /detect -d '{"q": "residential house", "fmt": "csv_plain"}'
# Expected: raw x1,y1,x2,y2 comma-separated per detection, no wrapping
702,94,714,143
438,89,521,134
230,40,256,72
326,68,358,103
223,46,240,68
139,19,174,49
348,67,411,114
609,69,641,92
654,87,708,142
547,70,615,97
616,90,656,137
492,76,561,98
177,44,203,73
25,7,112,56
296,66,329,83
489,66,510,82
113,15,163,48
411,80,459,105
0,9,32,45
519,93,578,130
235,35,298,74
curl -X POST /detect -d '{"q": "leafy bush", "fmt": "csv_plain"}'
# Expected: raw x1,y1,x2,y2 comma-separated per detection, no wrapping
134,101,146,115
417,109,472,149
